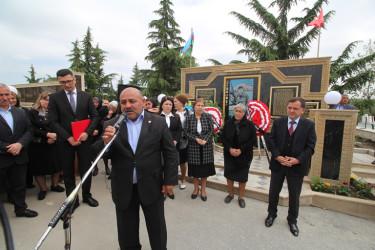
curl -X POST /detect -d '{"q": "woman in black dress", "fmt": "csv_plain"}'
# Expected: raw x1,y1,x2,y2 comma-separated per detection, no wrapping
184,98,215,201
158,96,182,199
28,91,65,200
222,104,256,208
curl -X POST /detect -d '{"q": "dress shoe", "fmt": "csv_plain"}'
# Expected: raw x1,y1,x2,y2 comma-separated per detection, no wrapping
265,215,276,227
224,195,234,204
105,169,111,176
92,166,98,176
238,199,246,208
372,160,375,165
201,195,207,201
38,191,47,200
289,223,299,237
16,209,38,218
191,190,199,199
83,197,99,207
51,185,65,192
167,193,175,199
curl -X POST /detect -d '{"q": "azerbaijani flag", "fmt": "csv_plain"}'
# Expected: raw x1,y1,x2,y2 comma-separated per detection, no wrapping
182,32,194,58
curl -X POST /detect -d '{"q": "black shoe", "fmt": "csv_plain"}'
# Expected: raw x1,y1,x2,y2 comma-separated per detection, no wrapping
238,199,246,208
224,195,234,204
201,195,207,201
191,190,199,199
38,191,47,200
16,209,38,218
105,168,111,175
92,167,98,176
265,215,276,227
372,160,375,165
167,193,175,199
83,197,99,207
108,175,111,180
26,183,35,189
51,185,65,192
289,223,299,236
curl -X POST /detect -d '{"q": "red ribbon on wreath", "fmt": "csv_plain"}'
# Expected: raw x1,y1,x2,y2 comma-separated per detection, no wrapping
204,107,222,133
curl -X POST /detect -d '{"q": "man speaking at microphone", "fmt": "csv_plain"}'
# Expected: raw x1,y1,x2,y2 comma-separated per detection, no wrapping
102,87,178,250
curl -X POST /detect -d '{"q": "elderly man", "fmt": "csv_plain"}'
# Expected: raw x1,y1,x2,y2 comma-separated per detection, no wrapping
102,86,178,250
0,84,38,217
333,94,357,110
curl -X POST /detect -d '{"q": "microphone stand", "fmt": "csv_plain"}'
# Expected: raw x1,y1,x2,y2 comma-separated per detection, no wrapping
246,108,271,163
34,122,123,250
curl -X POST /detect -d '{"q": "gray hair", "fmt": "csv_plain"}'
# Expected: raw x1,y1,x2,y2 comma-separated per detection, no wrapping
234,103,247,113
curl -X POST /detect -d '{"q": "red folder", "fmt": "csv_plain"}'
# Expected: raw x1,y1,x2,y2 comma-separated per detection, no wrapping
72,119,90,141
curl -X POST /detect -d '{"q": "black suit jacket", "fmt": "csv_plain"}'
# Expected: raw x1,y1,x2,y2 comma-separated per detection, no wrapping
269,116,316,176
0,107,33,168
104,111,178,209
160,114,182,143
48,89,98,143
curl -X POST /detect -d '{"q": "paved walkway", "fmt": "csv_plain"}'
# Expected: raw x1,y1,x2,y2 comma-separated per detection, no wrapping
1,151,375,249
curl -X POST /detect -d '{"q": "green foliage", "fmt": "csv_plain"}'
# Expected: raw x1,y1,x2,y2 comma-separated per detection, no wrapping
67,27,117,100
141,0,185,97
337,184,351,197
225,0,335,62
128,63,143,87
350,98,375,117
24,64,43,83
311,177,335,193
330,40,375,95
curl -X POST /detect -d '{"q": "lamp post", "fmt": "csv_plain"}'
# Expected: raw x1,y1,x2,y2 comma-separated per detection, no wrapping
324,91,342,109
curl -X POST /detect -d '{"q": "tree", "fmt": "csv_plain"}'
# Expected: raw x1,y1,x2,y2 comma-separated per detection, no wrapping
225,0,335,62
128,63,143,87
67,27,117,99
141,0,185,97
24,64,42,83
330,40,375,96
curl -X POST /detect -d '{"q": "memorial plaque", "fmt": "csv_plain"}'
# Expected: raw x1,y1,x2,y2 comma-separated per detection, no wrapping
196,88,216,102
321,120,344,180
270,87,298,117
303,101,320,118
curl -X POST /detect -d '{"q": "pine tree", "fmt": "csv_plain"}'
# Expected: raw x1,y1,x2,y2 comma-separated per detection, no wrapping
142,0,185,97
128,63,143,87
24,64,42,83
225,0,335,62
67,39,84,71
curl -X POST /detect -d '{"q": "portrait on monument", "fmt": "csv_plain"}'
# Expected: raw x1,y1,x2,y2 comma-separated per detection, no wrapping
225,77,255,117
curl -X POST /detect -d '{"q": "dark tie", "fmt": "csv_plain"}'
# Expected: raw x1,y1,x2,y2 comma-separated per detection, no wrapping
68,92,76,113
289,121,295,136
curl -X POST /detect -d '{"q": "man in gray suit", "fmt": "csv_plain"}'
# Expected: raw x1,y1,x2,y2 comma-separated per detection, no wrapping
102,87,178,250
0,84,38,217
332,94,357,110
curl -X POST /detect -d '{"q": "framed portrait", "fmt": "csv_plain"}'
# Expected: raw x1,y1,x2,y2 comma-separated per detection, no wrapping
223,75,260,118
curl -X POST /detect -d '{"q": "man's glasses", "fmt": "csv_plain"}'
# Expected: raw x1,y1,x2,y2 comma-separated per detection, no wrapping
59,80,74,85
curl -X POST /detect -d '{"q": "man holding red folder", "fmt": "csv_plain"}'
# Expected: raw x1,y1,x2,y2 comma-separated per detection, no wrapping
48,69,99,208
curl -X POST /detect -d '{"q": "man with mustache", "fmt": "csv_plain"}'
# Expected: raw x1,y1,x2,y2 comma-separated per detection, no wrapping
102,87,178,250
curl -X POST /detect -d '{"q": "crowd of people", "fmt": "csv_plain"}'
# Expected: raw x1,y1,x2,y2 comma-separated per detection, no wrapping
1,68,319,249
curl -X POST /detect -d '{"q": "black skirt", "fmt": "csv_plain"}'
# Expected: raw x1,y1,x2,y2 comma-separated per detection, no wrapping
188,145,216,178
28,142,61,176
224,156,251,183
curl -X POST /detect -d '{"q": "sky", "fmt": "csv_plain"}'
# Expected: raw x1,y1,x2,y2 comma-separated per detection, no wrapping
1,0,374,86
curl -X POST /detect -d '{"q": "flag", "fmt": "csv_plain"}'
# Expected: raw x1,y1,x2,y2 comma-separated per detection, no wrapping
308,9,324,28
182,32,194,58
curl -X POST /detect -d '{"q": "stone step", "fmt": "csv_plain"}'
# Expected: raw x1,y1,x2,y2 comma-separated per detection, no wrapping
352,167,375,179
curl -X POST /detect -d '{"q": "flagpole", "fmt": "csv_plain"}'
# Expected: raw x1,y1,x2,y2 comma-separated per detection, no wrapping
189,28,193,68
317,26,321,57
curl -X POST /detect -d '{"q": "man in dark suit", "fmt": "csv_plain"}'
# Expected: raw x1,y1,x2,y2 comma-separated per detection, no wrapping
265,97,316,236
102,87,178,250
0,84,38,217
48,69,99,207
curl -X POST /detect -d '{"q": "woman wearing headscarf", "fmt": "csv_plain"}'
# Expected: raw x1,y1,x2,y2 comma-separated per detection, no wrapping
28,91,65,200
184,98,215,201
158,96,182,199
222,104,257,208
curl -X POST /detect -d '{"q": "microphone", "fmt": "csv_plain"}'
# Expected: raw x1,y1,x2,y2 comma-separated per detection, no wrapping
114,112,127,129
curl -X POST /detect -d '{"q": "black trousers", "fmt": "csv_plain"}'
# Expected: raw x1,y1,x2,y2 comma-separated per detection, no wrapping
56,139,93,199
267,167,304,224
115,184,167,250
0,164,27,214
